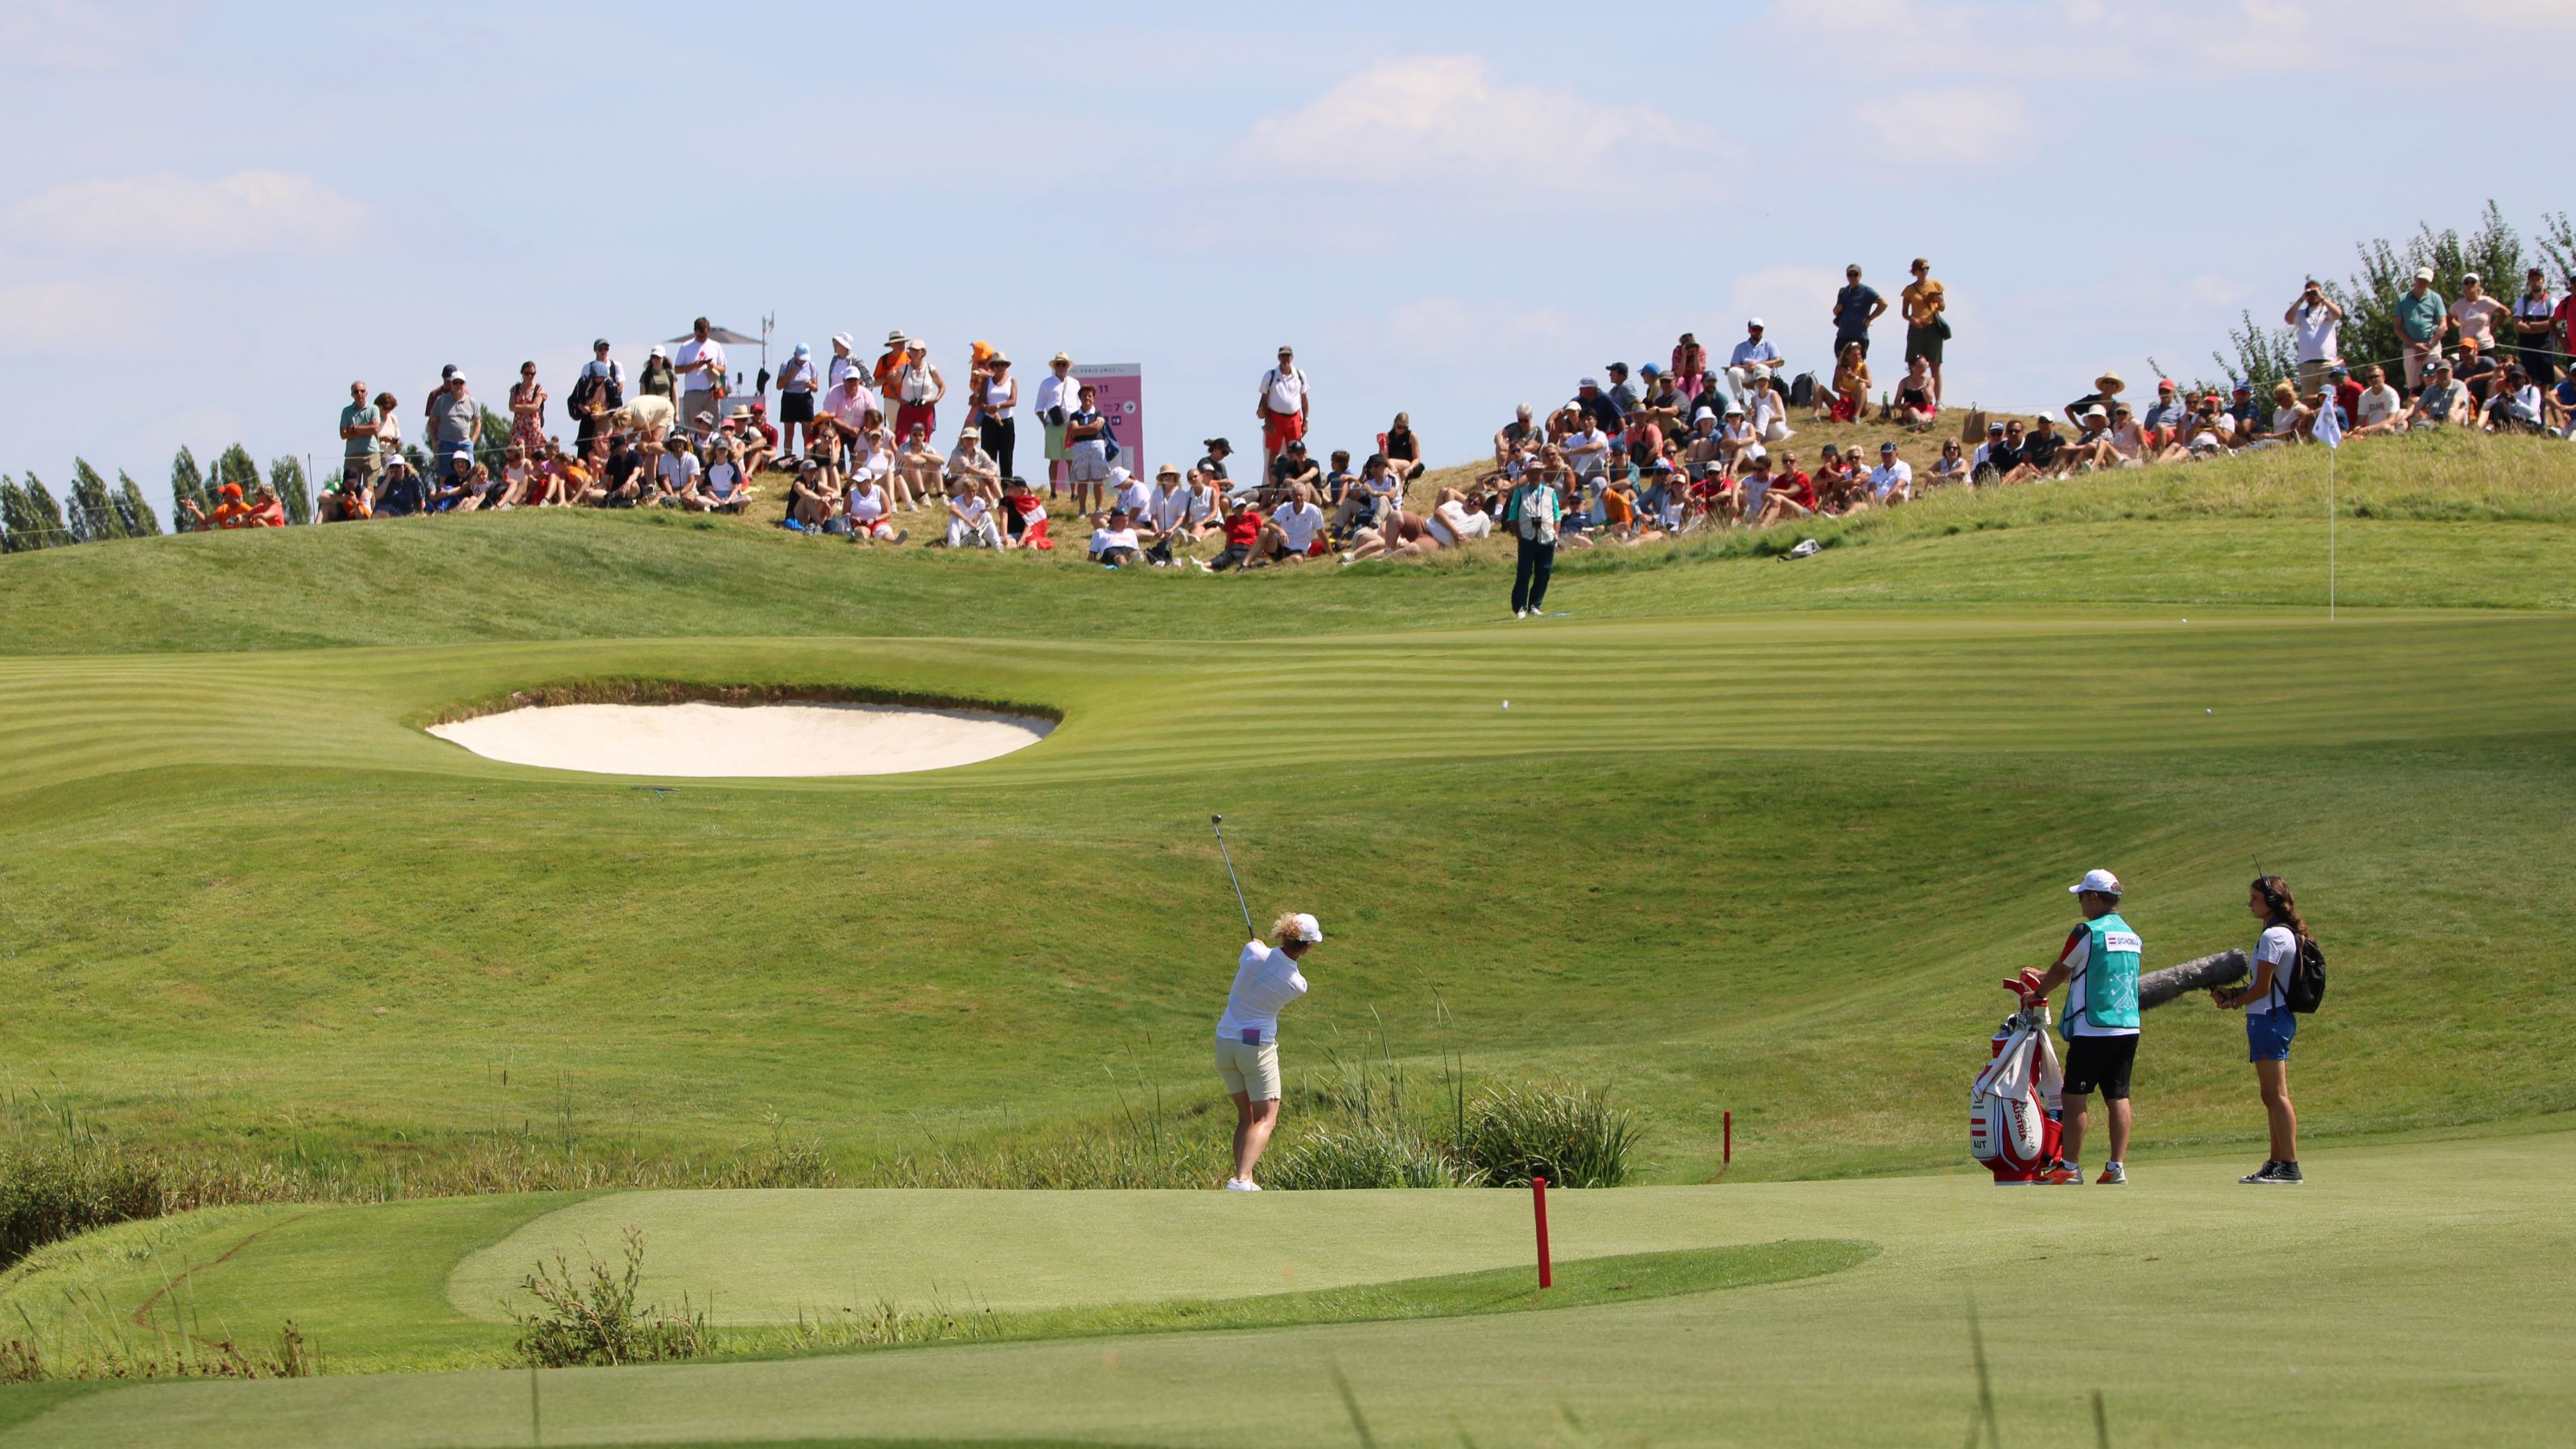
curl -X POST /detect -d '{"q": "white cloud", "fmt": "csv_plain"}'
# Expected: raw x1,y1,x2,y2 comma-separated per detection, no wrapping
1228,56,1719,198
1846,90,2033,167
6,170,372,256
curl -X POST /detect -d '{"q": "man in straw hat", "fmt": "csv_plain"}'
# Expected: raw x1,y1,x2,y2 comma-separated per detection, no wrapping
1035,351,1080,499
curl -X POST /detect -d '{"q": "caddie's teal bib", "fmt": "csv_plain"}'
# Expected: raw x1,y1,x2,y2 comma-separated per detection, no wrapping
2074,912,2142,1031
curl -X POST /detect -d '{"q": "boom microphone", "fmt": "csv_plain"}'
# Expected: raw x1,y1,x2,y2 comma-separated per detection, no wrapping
2136,949,2248,1011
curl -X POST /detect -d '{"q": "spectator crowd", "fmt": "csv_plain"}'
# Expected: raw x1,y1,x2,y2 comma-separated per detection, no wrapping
180,261,2574,599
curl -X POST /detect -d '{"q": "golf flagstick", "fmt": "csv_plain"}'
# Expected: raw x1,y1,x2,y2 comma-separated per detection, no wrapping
1211,815,1255,937
2314,373,2343,620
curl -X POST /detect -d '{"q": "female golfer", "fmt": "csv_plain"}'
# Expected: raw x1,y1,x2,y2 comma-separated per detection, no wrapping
1215,911,1321,1191
2212,876,2307,1184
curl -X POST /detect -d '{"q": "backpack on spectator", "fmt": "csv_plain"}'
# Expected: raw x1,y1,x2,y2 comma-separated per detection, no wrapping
1788,372,1818,409
564,375,596,427
2283,933,2327,1014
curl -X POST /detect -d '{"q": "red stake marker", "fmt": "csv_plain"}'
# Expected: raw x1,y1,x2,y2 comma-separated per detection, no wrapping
1724,1110,1732,1166
1531,1176,1552,1289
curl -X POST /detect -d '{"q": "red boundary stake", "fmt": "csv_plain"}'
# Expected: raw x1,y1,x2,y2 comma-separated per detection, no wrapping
1531,1176,1553,1289
1724,1110,1733,1165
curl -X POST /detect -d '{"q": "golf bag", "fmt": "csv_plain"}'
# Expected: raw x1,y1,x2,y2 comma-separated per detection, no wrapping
1969,974,2063,1184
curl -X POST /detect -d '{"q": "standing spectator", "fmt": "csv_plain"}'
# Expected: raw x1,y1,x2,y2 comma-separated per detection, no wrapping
2284,279,2343,396
2511,269,2558,385
2394,267,2447,390
1383,411,1425,481
674,316,727,434
638,345,676,414
573,340,624,456
338,381,382,505
826,332,860,389
1035,352,1080,498
872,329,909,400
2449,273,2508,364
892,338,946,443
1724,320,1781,403
1572,377,1622,432
1901,258,1947,403
429,371,478,473
1257,345,1311,469
1831,263,1887,357
2555,270,2576,378
1065,382,1112,515
775,343,821,460
972,353,1018,481
508,361,547,455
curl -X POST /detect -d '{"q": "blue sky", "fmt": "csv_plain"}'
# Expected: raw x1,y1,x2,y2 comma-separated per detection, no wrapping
4,0,2569,512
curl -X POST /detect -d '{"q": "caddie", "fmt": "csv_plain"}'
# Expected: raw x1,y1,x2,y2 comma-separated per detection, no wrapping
2024,868,2142,1185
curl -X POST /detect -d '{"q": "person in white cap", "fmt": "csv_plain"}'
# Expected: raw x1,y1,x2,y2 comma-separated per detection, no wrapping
1725,320,1782,407
1216,910,1323,1190
2021,869,2145,1186
776,343,820,460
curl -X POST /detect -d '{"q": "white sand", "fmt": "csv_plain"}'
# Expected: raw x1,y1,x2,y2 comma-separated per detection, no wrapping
427,701,1052,778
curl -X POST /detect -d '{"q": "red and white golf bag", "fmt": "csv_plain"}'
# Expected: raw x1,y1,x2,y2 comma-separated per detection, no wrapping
1969,971,2063,1184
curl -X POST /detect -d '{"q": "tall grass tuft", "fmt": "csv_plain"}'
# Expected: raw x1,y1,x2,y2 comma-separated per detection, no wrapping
1265,1121,1477,1190
507,1227,708,1368
1455,1084,1641,1188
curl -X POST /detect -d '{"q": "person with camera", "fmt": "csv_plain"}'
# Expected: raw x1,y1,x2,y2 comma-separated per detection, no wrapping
2283,279,2345,397
2212,876,2310,1185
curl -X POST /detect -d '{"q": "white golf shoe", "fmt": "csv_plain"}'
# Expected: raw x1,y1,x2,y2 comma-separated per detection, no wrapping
1222,1179,1261,1191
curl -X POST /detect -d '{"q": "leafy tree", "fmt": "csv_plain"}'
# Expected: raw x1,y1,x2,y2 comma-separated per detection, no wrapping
67,460,130,543
21,476,72,548
0,477,35,551
267,456,313,525
169,446,209,532
478,406,512,468
215,444,260,490
118,473,163,537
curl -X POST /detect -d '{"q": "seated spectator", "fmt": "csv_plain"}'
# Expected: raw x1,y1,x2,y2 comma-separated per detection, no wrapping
1563,411,1612,481
246,481,289,526
2106,405,2151,466
1893,356,1938,430
943,476,1004,548
1495,404,1536,465
2012,417,2068,481
1266,439,1321,503
785,454,838,530
1748,372,1794,443
2254,382,2311,448
1600,472,1641,540
181,481,251,529
1971,421,2017,484
1143,464,1199,564
1108,464,1152,519
1868,441,1914,503
1754,452,1818,526
2483,362,2545,432
2139,380,2189,448
2060,407,2125,470
1822,341,1868,423
1724,320,1781,402
697,437,751,513
431,452,481,512
1000,476,1049,549
1684,410,1727,479
1733,450,1777,523
2225,380,2264,438
2064,373,2126,429
2184,394,2235,456
1271,481,1327,559
894,423,943,511
1925,438,1971,487
1715,405,1759,469
735,405,778,475
1384,412,1426,481
945,426,1001,503
655,433,700,503
2350,365,2407,436
1331,452,1396,539
1186,467,1227,539
1088,506,1144,565
1209,496,1270,572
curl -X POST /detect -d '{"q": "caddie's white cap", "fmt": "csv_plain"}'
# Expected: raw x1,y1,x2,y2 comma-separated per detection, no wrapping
2070,869,2124,897
1290,912,1323,942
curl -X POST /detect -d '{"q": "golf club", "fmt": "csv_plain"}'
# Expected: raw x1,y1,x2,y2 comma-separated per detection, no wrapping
1211,813,1255,937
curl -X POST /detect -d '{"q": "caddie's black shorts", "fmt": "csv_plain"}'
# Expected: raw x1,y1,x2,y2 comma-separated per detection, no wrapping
2062,1034,2137,1100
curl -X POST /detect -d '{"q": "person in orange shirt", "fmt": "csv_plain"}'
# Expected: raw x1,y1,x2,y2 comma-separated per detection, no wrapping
872,329,907,400
183,481,256,529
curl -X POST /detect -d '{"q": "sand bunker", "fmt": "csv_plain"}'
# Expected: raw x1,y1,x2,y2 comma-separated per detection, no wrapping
428,701,1051,778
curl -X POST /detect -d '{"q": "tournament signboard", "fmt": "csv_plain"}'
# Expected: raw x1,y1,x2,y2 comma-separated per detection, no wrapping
1074,364,1143,475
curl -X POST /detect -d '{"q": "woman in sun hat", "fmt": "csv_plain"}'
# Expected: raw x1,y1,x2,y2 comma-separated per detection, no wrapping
2211,875,2312,1185
1216,910,1323,1191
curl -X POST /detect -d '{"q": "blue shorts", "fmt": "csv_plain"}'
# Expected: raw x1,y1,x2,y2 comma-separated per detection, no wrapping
2247,1010,2295,1062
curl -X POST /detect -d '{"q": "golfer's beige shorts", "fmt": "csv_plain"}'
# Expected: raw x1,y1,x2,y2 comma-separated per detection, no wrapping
1215,1037,1280,1101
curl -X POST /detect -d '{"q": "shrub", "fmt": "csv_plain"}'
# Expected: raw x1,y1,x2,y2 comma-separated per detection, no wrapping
508,1227,707,1368
0,1144,164,1268
1455,1084,1641,1188
1264,1121,1477,1190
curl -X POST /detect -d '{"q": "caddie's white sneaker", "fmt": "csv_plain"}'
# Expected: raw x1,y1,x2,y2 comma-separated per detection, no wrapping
1223,1179,1260,1191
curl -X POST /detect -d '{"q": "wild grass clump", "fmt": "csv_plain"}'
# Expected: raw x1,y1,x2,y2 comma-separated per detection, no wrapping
1264,1121,1476,1190
1455,1084,1641,1188
508,1227,708,1368
0,1143,163,1269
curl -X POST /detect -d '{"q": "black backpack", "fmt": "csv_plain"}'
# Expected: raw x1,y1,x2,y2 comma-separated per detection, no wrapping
2283,934,2327,1014
1788,371,1817,409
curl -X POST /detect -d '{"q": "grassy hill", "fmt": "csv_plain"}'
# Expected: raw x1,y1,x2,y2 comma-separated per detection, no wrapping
4,432,2574,1439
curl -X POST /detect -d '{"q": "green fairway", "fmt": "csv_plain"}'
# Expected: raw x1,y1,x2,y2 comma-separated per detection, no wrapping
5,440,2576,1442
3,1131,2568,1445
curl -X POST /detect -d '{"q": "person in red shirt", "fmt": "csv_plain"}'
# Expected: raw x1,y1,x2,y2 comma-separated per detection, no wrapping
246,483,288,526
1756,452,1817,527
1209,497,1269,572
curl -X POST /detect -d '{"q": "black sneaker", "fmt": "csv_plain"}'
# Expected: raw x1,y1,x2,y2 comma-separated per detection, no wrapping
2264,1161,2304,1185
2239,1160,2281,1184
